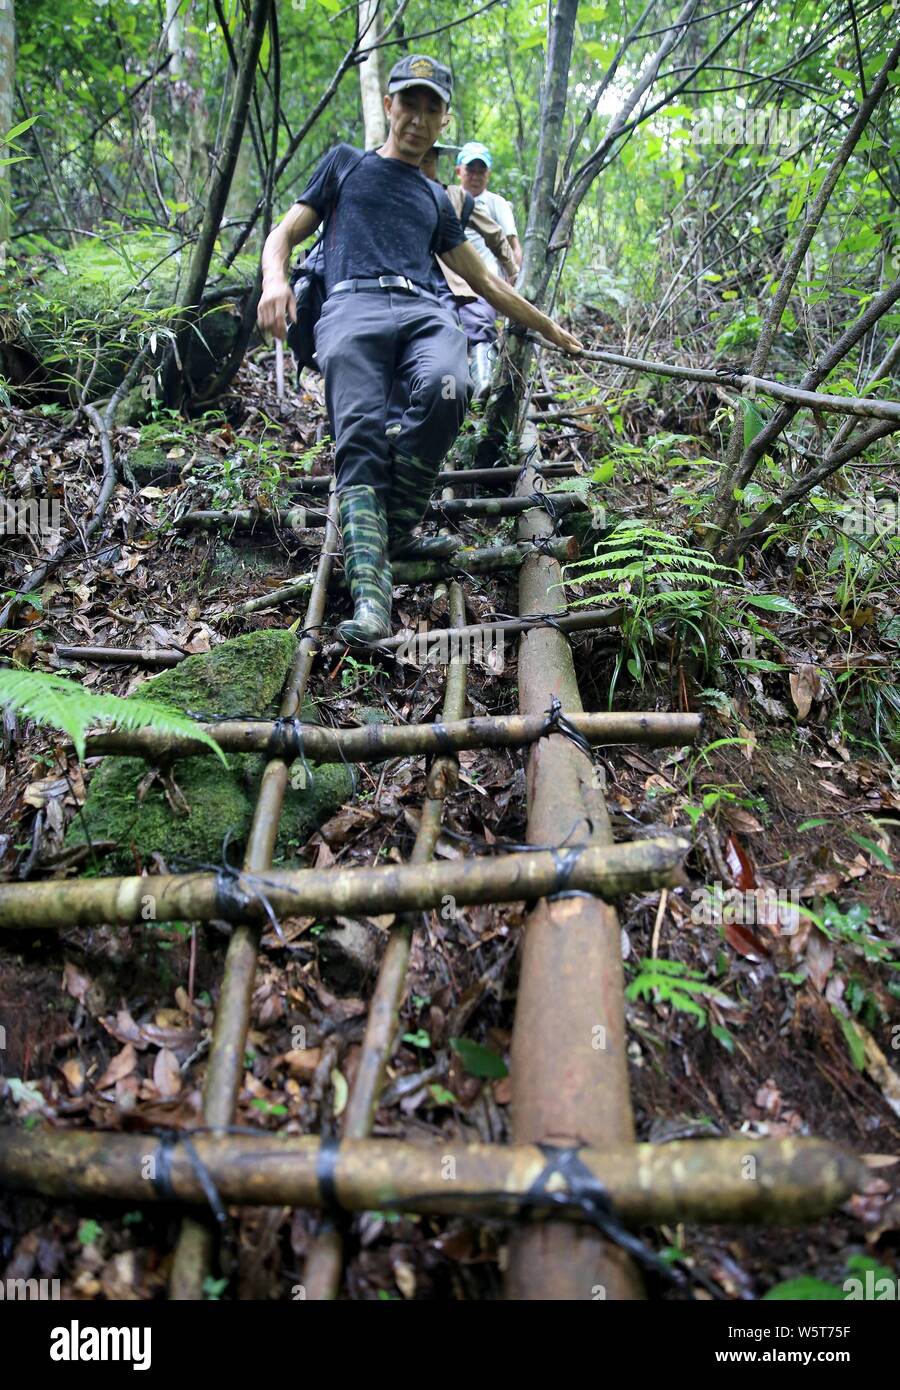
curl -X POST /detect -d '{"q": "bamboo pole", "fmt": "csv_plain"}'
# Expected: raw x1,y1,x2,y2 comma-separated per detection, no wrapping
373,604,622,652
85,709,700,762
56,605,624,672
178,493,588,531
220,536,580,619
0,836,691,932
508,424,643,1300
0,1130,864,1224
54,645,186,667
284,462,584,493
169,483,341,1300
304,583,471,1300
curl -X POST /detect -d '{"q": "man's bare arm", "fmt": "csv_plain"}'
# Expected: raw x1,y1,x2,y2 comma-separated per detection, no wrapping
257,202,322,339
442,239,581,353
509,234,523,270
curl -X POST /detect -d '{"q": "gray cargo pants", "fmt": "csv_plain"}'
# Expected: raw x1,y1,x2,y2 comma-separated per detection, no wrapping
313,288,471,502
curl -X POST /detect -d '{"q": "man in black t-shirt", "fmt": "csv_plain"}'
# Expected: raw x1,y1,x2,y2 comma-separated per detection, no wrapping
259,53,581,646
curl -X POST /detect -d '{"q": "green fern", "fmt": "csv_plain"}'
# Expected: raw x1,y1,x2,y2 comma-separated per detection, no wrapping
625,957,731,1026
560,521,738,612
553,520,741,701
0,668,227,764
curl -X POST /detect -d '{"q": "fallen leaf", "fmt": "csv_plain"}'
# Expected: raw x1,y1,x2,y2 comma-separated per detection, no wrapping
725,920,768,961
23,776,69,809
848,606,875,630
858,1024,900,1120
755,1079,782,1117
805,927,834,992
394,1260,416,1300
62,960,92,1005
60,1059,85,1095
96,1043,137,1090
280,1048,322,1081
331,1068,348,1117
722,806,764,834
153,1048,182,1099
725,835,757,891
799,870,842,897
789,665,823,721
818,780,846,798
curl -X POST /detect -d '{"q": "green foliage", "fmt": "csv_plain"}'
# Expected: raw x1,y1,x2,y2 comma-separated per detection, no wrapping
809,897,897,966
0,668,227,763
763,1276,847,1301
77,1219,103,1246
562,520,734,609
765,1255,896,1301
450,1036,508,1079
625,957,733,1031
558,519,739,698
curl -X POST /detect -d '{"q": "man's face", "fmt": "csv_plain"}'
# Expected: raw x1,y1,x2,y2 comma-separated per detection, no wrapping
386,88,449,160
420,150,439,181
457,159,489,196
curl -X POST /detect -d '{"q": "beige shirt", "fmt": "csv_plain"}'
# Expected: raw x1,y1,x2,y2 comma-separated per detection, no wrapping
436,184,517,300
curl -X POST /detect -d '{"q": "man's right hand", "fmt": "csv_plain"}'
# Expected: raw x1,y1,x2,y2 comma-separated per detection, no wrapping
257,277,296,340
544,321,583,355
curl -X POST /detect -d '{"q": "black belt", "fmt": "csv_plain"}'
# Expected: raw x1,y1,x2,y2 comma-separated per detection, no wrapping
330,275,442,306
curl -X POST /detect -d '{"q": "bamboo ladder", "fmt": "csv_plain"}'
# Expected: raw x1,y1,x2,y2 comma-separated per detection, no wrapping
0,426,865,1300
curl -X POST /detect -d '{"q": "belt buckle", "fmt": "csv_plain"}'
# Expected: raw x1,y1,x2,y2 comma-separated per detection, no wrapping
384,274,416,294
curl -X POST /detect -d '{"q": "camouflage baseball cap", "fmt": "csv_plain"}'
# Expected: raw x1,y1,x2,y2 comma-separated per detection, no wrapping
387,54,453,105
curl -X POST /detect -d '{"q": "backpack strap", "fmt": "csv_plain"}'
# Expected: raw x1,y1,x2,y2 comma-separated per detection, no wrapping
459,191,476,231
291,149,366,283
424,179,445,257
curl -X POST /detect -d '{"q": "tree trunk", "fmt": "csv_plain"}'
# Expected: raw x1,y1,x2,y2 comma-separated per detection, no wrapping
358,1,385,149
478,0,579,456
705,33,900,548
162,0,272,408
0,0,15,252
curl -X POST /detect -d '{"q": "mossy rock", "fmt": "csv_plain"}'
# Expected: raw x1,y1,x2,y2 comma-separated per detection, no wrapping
126,441,225,486
210,538,289,580
354,705,393,728
66,630,354,872
131,628,298,719
15,233,258,401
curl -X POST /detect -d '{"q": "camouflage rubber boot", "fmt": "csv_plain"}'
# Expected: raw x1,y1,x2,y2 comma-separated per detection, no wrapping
335,485,393,646
385,450,460,561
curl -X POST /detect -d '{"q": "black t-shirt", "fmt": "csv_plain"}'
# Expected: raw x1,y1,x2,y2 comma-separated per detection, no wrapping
294,143,466,296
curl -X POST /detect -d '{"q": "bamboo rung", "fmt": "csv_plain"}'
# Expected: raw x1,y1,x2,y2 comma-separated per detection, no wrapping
85,710,701,761
0,836,691,931
0,1130,864,1225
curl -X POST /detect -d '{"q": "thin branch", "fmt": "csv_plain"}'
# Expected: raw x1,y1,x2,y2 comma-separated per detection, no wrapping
725,419,898,558
707,33,900,538
545,340,900,422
